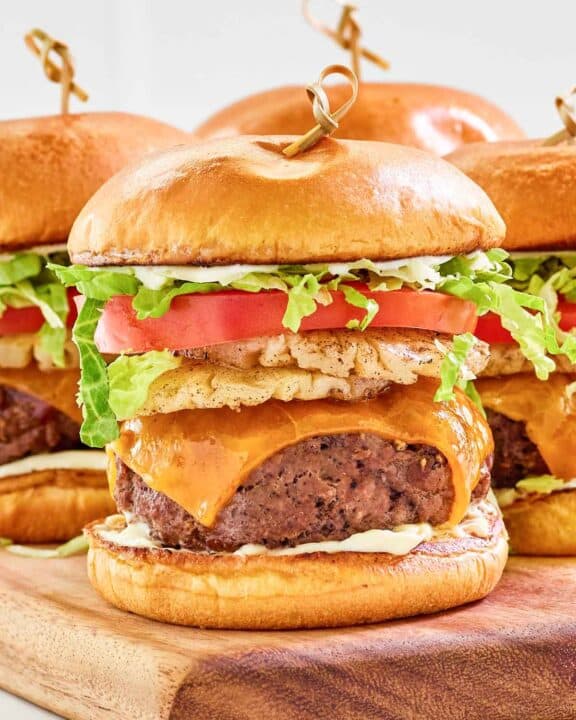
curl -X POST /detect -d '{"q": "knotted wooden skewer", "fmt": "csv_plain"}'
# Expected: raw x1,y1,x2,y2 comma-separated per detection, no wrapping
542,87,576,146
283,64,359,157
302,0,389,80
24,28,89,115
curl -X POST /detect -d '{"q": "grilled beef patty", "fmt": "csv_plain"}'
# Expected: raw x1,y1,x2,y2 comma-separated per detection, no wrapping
0,385,80,465
115,433,491,552
485,409,548,488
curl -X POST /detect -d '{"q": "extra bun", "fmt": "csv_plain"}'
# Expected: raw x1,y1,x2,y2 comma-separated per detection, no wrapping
447,140,576,251
69,136,505,266
503,490,576,556
86,503,507,629
0,469,113,543
193,83,524,155
0,112,189,249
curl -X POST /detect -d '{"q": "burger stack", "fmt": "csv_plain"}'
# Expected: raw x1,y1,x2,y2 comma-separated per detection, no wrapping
50,131,572,628
0,111,189,543
448,129,576,555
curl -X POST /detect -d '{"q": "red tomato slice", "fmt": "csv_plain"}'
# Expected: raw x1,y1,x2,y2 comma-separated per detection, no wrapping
0,289,78,337
92,286,478,354
475,299,576,345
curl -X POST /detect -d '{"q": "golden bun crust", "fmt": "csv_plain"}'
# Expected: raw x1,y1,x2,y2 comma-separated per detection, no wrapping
503,490,576,556
69,136,505,266
0,469,113,543
85,507,507,629
192,83,525,155
446,140,576,250
0,112,189,249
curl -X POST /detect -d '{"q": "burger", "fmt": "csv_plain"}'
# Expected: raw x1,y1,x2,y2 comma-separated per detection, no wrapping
53,137,561,629
192,83,525,155
0,112,189,544
447,139,576,555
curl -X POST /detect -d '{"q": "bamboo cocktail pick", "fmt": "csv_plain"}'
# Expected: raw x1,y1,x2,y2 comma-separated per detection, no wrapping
302,0,389,80
282,64,359,157
24,28,89,114
543,87,576,146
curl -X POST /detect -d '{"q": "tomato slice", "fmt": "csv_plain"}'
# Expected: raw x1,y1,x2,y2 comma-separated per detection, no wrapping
0,289,78,337
475,299,576,345
92,286,478,354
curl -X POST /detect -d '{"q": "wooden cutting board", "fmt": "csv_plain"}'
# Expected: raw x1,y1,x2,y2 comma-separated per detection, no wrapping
0,552,575,720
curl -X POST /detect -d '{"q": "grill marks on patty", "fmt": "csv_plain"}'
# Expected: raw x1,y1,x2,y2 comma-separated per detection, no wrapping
115,433,491,553
0,385,81,466
485,409,548,488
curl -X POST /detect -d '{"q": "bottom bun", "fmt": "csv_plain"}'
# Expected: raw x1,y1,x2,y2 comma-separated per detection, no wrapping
0,468,113,543
86,501,508,629
503,489,576,556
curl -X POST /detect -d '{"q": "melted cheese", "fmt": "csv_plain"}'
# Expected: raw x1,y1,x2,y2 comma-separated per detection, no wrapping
111,378,492,529
94,497,496,556
0,450,107,479
0,366,81,423
478,374,576,481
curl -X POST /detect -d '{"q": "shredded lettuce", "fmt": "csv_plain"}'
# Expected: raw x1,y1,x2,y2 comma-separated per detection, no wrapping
516,475,567,494
108,351,181,420
341,285,379,330
132,282,222,320
496,474,575,507
50,249,576,447
0,251,70,366
5,534,89,558
435,333,477,402
0,537,12,548
73,298,119,447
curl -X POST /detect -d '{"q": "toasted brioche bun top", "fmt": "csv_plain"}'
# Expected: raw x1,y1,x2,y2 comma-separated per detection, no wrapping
0,112,189,249
68,135,505,266
447,140,576,251
192,83,525,156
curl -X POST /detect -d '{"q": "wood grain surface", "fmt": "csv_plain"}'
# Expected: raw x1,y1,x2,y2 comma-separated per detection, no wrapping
0,553,575,720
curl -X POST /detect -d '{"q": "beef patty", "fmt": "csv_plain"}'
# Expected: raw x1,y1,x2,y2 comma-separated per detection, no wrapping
0,385,81,466
486,409,548,488
115,433,491,552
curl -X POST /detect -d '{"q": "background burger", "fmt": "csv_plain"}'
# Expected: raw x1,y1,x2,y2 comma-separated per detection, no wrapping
54,136,563,629
192,82,525,155
0,112,189,544
448,138,576,555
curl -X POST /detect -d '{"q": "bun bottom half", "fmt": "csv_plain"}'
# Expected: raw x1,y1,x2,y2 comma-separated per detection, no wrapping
0,468,113,543
503,489,576,556
85,505,508,630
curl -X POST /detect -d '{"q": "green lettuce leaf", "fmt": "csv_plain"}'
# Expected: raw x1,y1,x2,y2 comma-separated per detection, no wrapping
107,351,182,420
435,333,477,402
132,282,221,320
0,253,42,285
283,274,324,332
53,250,576,447
50,263,139,300
341,285,379,330
5,534,89,558
515,475,567,494
73,298,119,447
0,252,73,366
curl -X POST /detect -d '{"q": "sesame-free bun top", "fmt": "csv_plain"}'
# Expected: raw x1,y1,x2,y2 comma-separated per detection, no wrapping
192,83,525,156
0,112,190,249
69,135,505,266
447,140,576,251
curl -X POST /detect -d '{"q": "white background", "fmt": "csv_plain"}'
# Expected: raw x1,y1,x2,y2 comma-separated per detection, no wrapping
0,1,575,718
0,0,575,136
